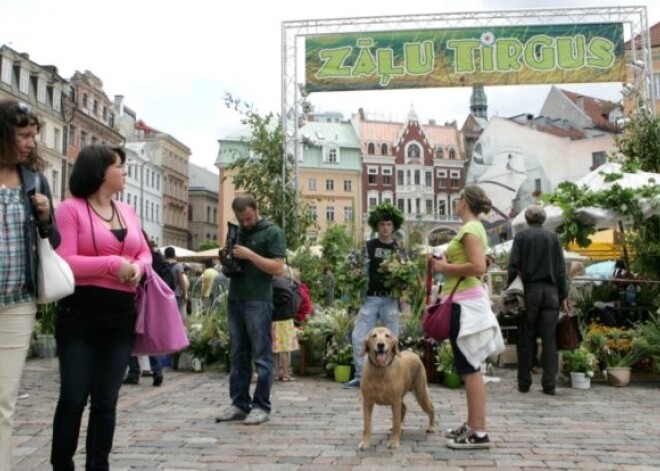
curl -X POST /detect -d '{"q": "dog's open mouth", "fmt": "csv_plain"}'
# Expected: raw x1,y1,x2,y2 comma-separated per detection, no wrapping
375,349,389,365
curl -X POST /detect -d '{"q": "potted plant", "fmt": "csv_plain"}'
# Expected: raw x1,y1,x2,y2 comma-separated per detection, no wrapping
324,341,353,382
435,341,461,388
35,303,57,358
562,346,598,389
584,324,644,387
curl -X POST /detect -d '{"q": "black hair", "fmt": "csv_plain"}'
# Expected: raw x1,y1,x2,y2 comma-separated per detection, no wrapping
0,99,45,172
164,246,175,258
69,145,126,197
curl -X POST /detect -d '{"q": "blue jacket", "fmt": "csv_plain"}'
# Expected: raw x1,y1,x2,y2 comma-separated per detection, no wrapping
18,165,61,299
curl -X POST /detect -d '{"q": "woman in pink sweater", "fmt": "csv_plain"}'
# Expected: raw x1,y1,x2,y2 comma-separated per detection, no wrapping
50,145,151,470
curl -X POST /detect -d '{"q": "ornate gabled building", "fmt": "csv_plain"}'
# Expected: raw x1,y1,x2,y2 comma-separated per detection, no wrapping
355,106,465,243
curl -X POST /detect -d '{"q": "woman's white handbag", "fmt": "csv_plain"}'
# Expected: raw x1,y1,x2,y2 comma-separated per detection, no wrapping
36,234,75,304
34,175,75,304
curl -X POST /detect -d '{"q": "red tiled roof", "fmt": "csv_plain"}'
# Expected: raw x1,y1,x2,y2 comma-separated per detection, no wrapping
558,89,618,132
624,21,660,49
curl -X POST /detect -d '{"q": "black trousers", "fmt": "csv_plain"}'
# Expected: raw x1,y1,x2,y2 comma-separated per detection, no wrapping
517,283,559,390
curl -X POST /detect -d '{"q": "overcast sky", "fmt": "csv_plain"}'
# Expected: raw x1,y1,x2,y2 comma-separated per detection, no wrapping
2,0,658,170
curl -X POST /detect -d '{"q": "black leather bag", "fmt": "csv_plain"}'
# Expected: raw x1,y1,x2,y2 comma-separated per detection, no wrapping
556,314,582,350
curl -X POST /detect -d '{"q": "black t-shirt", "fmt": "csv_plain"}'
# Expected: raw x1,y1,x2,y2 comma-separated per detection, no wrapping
366,238,399,293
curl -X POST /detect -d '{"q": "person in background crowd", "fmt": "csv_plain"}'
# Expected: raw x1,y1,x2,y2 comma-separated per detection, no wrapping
0,99,60,470
322,266,335,307
215,194,285,425
201,258,219,312
432,185,504,449
343,203,404,389
51,145,152,470
272,267,302,382
164,246,188,319
508,205,568,397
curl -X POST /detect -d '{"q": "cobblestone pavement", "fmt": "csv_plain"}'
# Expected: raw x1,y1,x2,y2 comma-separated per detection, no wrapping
11,357,660,470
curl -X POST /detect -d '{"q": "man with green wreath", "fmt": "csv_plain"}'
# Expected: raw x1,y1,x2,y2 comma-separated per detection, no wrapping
343,203,404,389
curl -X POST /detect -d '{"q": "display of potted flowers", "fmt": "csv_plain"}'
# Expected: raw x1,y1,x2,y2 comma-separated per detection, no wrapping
379,251,424,301
584,324,643,387
562,346,598,389
324,341,353,382
435,341,461,388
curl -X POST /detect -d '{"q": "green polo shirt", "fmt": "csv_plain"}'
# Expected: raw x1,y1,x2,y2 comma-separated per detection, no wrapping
228,219,286,301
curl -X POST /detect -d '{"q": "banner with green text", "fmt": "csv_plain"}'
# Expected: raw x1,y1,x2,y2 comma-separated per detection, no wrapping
305,23,625,92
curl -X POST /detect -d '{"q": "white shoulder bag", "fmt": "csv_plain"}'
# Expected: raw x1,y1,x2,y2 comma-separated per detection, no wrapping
35,176,75,304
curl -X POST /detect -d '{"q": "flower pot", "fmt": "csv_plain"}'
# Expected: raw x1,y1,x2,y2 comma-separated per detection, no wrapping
607,366,631,387
36,334,56,358
334,364,352,383
191,357,205,372
442,372,462,389
570,372,591,389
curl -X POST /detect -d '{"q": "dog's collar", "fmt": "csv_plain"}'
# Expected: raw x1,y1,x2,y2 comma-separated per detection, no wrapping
368,351,396,368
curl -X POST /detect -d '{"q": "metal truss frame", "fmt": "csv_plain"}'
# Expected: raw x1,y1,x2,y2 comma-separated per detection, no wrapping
281,6,652,236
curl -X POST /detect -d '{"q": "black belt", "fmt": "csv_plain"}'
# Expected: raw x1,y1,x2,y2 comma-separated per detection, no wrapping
366,290,389,297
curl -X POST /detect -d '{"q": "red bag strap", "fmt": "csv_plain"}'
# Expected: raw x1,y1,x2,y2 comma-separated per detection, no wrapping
446,276,465,302
425,257,434,305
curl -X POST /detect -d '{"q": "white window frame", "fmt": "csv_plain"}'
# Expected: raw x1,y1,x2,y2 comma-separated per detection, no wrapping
19,68,29,94
343,179,352,192
367,166,378,175
1,59,11,84
436,169,447,177
37,78,47,103
450,171,460,178
325,146,339,163
326,205,335,222
308,178,317,191
381,167,392,175
343,206,353,222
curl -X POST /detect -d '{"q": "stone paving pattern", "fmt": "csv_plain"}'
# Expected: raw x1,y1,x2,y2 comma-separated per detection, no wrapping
11,357,660,470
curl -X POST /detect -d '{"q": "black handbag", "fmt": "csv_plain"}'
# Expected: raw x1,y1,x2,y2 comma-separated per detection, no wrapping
556,314,582,350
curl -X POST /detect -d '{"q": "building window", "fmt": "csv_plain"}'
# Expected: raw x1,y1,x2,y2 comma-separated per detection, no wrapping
325,179,334,191
425,171,432,187
407,143,420,158
19,68,29,94
592,151,606,169
326,206,335,222
343,180,352,191
426,199,433,214
436,147,444,158
309,205,317,220
397,170,404,185
369,197,378,210
344,206,353,222
80,131,88,148
326,147,338,163
438,200,446,215
397,199,405,212
39,122,47,145
367,142,375,155
1,59,11,84
381,143,388,155
414,170,421,185
451,178,460,188
449,148,456,159
82,93,88,108
368,167,378,185
37,79,47,103
52,170,59,197
309,178,316,191
54,128,61,151
383,175,391,185
535,178,542,194
53,89,61,111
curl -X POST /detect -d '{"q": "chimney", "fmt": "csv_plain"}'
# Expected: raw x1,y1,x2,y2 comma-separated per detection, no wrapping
526,113,534,128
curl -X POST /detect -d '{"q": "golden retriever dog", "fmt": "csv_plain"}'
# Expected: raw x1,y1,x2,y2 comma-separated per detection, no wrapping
358,326,435,450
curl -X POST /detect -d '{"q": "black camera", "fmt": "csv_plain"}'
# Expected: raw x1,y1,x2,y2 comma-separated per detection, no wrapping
221,222,243,274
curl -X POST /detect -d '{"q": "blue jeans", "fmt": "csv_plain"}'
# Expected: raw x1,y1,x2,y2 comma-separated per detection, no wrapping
351,296,400,379
51,289,136,471
127,355,162,379
227,300,274,413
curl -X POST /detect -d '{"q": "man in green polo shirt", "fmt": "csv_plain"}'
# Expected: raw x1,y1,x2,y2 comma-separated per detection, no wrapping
215,195,286,425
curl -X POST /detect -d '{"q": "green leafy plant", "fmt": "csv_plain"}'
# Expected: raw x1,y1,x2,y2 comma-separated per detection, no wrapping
36,302,57,335
379,251,424,300
335,249,368,311
563,346,599,377
435,341,456,374
324,342,353,370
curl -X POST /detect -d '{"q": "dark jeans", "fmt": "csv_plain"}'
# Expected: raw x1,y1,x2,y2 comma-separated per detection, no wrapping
227,300,274,413
517,282,560,391
127,355,163,380
51,288,136,471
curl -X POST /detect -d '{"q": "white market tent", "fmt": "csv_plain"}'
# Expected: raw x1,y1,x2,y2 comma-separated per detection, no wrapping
488,239,588,262
512,163,660,234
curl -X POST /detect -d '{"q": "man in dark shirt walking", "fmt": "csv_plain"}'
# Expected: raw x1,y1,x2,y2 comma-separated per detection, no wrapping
508,206,568,395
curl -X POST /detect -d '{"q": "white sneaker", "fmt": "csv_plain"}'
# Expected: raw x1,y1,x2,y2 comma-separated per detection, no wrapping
243,408,270,425
215,405,248,422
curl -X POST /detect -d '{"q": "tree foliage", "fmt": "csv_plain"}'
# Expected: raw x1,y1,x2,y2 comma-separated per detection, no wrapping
198,239,220,251
320,225,354,271
544,104,660,280
220,94,314,249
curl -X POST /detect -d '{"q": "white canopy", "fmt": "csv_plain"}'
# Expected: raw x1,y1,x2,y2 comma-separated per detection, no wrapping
512,163,660,234
488,239,589,262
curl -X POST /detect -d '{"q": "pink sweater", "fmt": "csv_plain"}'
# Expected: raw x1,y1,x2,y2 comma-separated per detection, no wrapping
55,197,152,293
